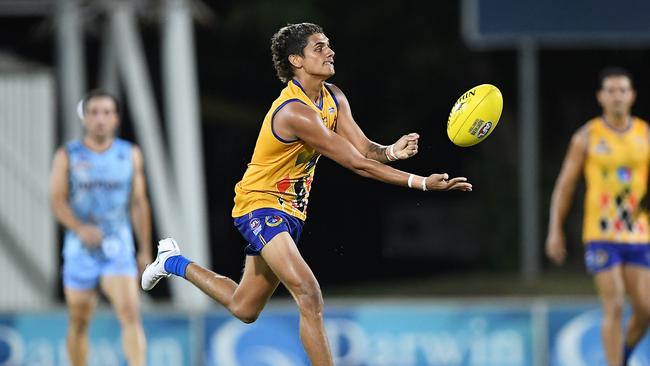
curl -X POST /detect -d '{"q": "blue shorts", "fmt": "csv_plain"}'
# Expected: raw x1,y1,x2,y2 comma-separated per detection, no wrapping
234,208,304,255
584,242,650,274
63,245,137,290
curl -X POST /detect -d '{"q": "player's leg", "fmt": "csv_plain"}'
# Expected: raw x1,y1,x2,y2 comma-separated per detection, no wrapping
101,275,146,366
64,287,97,366
594,265,626,366
142,238,280,323
185,255,280,323
260,232,333,366
621,265,650,364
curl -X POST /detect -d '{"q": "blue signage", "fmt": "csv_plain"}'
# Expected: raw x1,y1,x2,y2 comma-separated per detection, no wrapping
549,304,650,366
203,304,534,366
0,311,191,366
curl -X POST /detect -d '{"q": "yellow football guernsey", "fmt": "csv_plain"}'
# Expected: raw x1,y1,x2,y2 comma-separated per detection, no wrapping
583,117,650,244
232,80,339,221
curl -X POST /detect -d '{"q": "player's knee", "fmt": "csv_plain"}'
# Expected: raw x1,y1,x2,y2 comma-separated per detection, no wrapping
114,304,141,325
68,313,92,334
603,298,625,319
230,306,261,324
294,281,324,317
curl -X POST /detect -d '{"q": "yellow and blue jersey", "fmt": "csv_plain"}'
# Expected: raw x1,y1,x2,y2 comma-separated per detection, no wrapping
583,117,650,244
232,80,339,221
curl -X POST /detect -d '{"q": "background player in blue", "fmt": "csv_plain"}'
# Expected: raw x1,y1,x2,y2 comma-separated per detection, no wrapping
49,90,152,366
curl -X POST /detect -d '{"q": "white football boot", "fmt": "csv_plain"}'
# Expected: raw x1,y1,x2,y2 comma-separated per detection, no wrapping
141,237,181,291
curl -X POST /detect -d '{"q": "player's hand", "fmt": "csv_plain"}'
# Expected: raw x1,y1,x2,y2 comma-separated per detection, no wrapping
545,229,567,265
426,173,472,191
392,133,419,160
75,224,103,247
137,251,153,276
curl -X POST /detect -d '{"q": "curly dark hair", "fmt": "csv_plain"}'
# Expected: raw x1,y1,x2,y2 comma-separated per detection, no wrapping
271,23,324,84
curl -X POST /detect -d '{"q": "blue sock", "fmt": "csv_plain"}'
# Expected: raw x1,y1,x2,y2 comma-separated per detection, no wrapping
164,255,192,278
623,344,633,366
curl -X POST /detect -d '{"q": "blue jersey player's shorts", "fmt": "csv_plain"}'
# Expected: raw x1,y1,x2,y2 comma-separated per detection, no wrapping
584,241,650,274
63,237,137,290
234,208,304,255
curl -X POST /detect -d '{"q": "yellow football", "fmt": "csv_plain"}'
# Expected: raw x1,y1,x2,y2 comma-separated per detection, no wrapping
447,84,503,147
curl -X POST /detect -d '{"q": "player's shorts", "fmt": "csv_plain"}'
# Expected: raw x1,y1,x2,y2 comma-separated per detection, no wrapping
62,237,137,290
584,241,650,274
234,208,304,255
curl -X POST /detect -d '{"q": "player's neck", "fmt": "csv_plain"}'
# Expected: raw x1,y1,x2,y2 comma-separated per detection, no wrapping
83,135,114,153
603,112,631,129
293,76,323,104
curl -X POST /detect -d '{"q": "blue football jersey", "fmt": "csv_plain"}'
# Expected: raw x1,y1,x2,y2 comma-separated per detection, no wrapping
63,138,135,257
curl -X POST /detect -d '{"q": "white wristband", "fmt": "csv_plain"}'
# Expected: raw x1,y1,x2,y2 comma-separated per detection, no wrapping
422,176,428,191
407,174,414,188
386,145,397,161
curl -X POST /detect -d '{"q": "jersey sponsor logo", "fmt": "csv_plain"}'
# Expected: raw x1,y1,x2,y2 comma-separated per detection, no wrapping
250,218,262,236
73,161,93,170
265,215,283,227
77,180,125,190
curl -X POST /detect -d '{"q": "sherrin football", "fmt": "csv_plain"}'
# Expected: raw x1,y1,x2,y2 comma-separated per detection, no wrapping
447,84,503,147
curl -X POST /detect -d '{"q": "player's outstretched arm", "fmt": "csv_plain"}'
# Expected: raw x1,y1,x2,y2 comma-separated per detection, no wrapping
276,103,471,192
545,126,588,265
328,83,418,163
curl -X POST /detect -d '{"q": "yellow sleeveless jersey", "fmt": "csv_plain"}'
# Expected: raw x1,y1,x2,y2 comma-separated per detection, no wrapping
583,117,650,244
232,80,339,221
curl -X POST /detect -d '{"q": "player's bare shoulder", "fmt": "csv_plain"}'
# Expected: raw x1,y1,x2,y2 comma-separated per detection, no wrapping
571,121,592,149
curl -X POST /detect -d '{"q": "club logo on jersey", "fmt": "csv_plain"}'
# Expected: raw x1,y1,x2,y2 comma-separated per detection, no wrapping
250,218,262,235
328,107,335,114
477,121,493,138
265,215,283,227
617,166,631,183
594,139,611,154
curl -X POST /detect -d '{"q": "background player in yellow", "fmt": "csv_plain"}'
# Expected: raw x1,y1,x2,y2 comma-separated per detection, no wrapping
142,23,472,366
546,67,650,366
